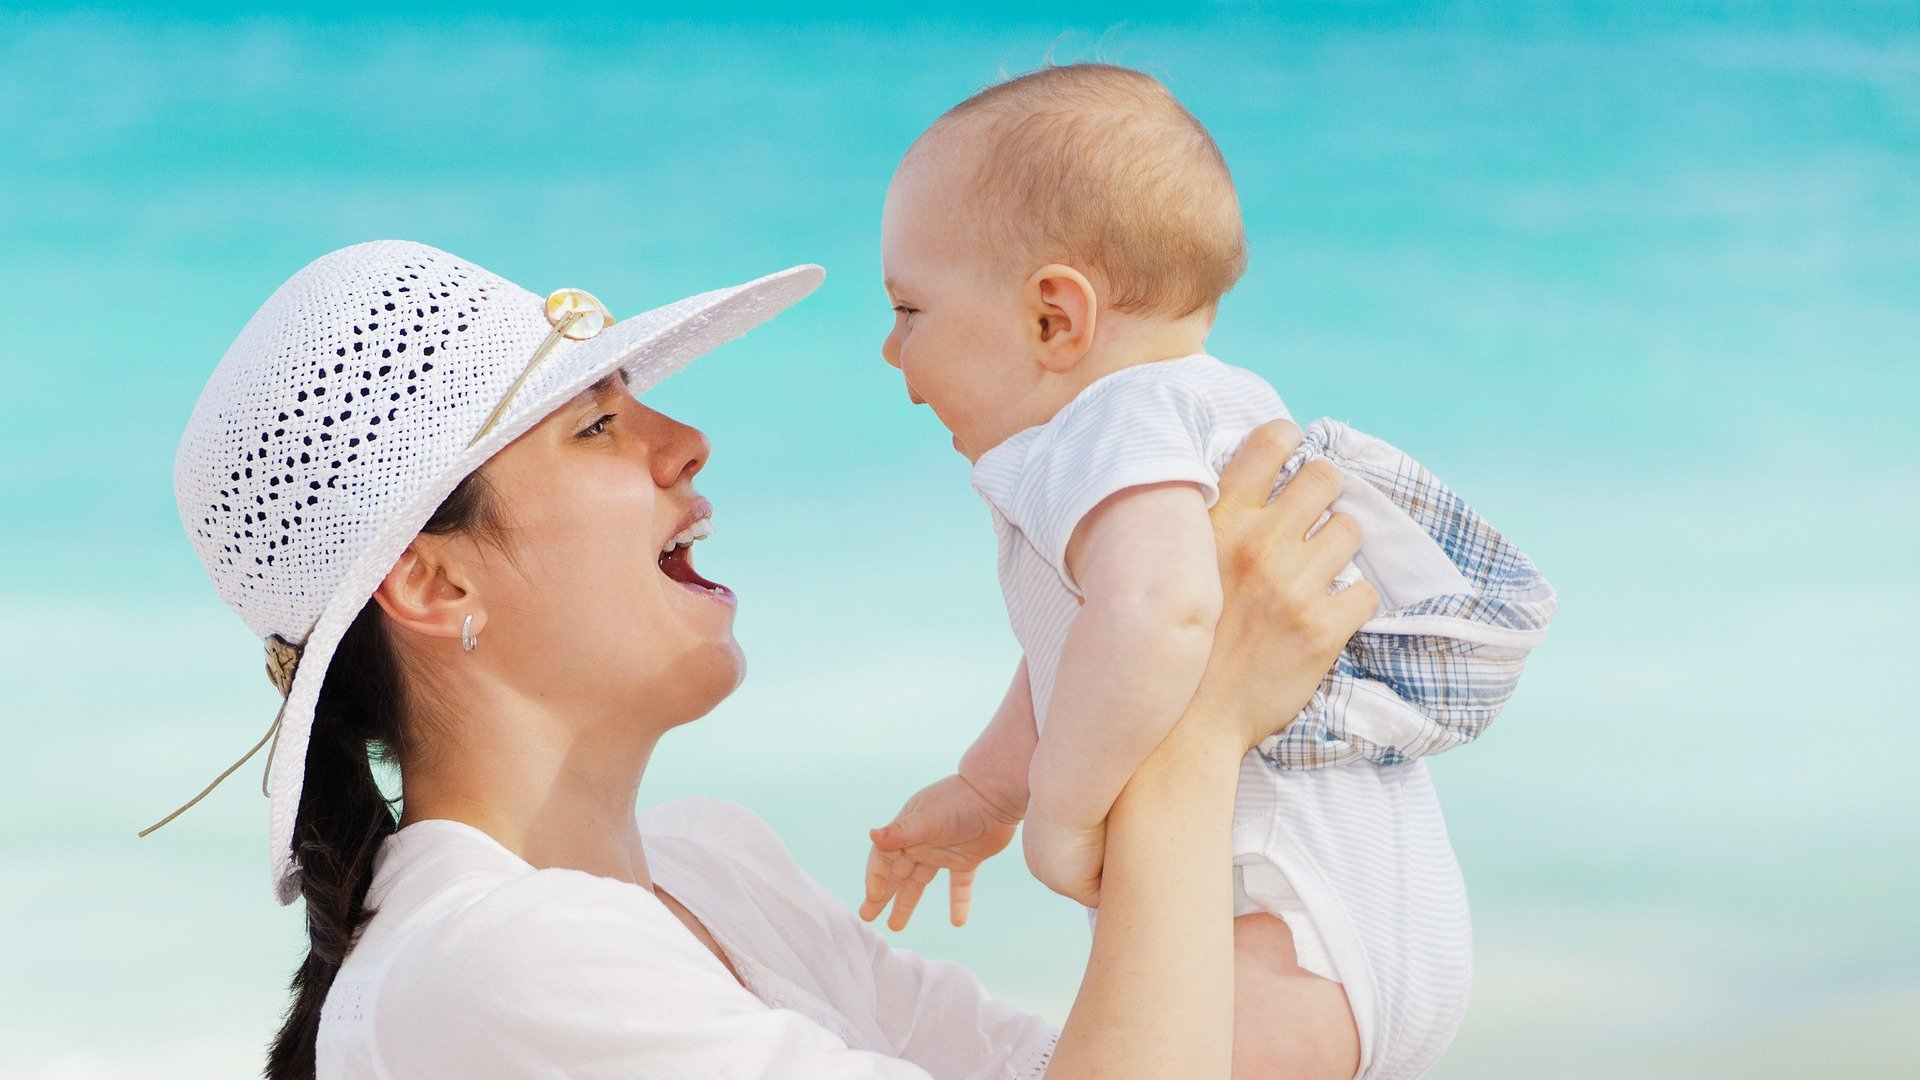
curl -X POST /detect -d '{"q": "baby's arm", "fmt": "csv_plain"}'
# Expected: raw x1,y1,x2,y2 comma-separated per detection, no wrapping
957,659,1037,822
1022,481,1222,906
861,661,1034,930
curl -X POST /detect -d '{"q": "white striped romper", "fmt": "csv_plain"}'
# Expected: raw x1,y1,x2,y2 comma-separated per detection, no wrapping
968,353,1556,1080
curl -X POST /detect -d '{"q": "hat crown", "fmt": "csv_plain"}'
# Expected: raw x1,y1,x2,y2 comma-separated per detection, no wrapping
174,240,554,642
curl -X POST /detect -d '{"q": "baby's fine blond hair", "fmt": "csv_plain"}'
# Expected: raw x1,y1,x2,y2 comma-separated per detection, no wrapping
921,63,1247,319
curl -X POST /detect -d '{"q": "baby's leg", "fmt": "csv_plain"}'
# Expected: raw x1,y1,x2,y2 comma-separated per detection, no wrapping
1233,912,1360,1080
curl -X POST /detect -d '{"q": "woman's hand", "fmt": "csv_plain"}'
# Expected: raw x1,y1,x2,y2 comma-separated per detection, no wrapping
1198,420,1379,751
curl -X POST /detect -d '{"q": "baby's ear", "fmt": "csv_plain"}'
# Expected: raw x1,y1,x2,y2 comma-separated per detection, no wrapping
1028,263,1098,373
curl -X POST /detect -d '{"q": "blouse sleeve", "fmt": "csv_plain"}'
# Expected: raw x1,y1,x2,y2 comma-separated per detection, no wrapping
670,797,1063,1080
371,868,951,1080
785,845,1060,1080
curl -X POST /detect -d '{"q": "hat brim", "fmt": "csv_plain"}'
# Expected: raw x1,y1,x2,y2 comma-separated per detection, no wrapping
263,263,823,904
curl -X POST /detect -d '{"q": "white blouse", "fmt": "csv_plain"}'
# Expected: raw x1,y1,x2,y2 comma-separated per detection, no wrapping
316,796,1060,1079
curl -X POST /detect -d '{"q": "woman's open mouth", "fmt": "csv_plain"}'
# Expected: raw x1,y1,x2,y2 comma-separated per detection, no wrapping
658,506,734,605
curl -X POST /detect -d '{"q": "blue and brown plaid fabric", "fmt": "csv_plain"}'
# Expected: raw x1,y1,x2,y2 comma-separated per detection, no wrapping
1258,419,1557,771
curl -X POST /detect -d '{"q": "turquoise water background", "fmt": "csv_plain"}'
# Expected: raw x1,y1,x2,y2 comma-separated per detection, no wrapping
2,3,1916,1077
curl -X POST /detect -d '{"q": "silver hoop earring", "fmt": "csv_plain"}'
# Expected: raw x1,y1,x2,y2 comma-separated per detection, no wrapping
461,612,478,653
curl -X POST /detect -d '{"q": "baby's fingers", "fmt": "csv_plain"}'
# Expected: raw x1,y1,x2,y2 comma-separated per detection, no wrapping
860,837,913,921
887,861,940,932
871,800,942,854
861,848,896,921
949,867,976,927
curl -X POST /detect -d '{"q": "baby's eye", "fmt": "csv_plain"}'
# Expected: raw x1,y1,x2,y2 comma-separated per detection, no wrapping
892,304,917,317
578,413,617,439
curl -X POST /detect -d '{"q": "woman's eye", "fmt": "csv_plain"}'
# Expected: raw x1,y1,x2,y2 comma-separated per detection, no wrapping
579,413,617,438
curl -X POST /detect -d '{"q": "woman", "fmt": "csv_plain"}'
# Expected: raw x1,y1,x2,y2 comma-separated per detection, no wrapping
153,240,1375,1079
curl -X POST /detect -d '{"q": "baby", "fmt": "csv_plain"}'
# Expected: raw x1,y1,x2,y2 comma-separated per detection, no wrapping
861,64,1555,1080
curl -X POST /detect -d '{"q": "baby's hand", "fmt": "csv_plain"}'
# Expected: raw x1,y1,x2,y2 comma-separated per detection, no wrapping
861,773,1022,930
1020,815,1107,909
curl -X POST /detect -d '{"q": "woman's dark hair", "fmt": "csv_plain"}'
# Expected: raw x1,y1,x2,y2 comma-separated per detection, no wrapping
265,468,512,1080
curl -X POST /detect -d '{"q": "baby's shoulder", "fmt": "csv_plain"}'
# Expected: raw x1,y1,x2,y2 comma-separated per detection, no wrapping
1064,354,1285,432
1166,354,1287,410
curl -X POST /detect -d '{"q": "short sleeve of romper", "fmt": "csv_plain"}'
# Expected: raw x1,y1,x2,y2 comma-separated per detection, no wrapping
971,358,1259,599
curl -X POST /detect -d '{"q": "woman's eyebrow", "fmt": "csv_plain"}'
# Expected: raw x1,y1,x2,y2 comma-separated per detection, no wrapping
572,371,626,406
560,378,612,417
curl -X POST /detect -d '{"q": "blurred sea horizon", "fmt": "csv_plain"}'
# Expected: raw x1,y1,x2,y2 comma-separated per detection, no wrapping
2,4,1915,1078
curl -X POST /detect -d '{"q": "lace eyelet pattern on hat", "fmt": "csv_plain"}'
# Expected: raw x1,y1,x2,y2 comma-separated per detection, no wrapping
182,248,537,640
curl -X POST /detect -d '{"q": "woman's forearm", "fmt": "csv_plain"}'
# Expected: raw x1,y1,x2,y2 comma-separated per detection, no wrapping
1044,701,1244,1080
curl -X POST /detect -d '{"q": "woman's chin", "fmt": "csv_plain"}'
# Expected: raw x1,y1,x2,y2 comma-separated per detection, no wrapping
668,636,747,724
714,636,748,697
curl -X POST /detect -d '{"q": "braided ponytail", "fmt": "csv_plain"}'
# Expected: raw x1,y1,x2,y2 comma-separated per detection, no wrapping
265,468,510,1079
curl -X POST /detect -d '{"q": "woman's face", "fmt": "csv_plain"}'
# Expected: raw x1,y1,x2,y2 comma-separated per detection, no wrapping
449,370,743,732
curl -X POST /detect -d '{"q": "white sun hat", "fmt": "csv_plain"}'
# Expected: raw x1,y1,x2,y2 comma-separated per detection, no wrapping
154,239,823,904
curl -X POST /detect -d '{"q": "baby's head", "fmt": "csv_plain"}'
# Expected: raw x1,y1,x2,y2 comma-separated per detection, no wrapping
881,63,1245,460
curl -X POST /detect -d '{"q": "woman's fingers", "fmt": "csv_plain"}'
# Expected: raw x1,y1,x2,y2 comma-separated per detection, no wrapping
1266,459,1344,546
1215,420,1303,511
1201,439,1380,751
1330,578,1381,635
1303,510,1364,582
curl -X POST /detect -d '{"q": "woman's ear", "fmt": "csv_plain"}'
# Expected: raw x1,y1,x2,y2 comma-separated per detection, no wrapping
373,535,482,645
1026,263,1098,373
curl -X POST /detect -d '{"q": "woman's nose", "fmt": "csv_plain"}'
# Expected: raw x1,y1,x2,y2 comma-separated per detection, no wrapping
638,405,710,489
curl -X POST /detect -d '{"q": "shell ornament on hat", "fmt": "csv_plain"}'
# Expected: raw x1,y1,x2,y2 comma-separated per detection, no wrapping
159,240,823,903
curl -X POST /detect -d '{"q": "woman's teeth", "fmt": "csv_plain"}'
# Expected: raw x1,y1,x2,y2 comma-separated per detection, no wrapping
661,517,713,554
656,514,732,604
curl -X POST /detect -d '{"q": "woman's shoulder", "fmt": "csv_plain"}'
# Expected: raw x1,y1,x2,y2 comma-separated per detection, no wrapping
638,794,789,860
346,818,727,1001
355,823,702,980
323,820,745,1075
359,799,795,990
637,795,837,914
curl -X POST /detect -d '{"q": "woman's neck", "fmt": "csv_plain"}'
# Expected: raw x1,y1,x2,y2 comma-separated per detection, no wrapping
398,707,664,889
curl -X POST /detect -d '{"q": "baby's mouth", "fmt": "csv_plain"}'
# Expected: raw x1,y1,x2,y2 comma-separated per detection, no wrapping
657,515,732,600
